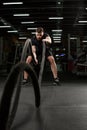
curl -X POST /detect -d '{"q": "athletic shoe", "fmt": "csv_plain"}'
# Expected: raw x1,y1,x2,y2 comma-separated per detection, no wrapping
53,77,60,85
22,79,28,85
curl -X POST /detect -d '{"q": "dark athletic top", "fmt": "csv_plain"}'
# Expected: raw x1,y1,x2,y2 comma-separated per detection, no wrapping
31,33,53,58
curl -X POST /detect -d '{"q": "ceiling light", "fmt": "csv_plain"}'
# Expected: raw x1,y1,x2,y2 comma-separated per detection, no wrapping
70,37,77,40
13,14,29,17
31,32,36,34
52,34,62,36
58,2,61,5
3,2,23,5
19,37,27,40
82,40,87,42
52,29,62,32
78,21,87,23
7,30,18,33
27,28,37,30
49,17,63,20
53,38,61,40
0,25,11,28
54,41,61,43
53,38,61,39
53,36,61,38
21,21,34,24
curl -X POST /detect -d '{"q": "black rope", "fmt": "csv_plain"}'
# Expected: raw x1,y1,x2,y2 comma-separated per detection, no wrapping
0,38,46,130
6,73,22,130
21,38,32,62
5,38,33,130
0,62,40,130
38,41,46,87
0,38,40,130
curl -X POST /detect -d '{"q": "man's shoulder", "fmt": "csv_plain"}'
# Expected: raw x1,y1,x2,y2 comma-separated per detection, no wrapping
42,33,49,39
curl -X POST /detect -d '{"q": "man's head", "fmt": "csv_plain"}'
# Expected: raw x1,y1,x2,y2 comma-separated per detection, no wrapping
35,27,44,40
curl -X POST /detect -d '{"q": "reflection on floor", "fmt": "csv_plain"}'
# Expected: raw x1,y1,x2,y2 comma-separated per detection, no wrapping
0,72,87,130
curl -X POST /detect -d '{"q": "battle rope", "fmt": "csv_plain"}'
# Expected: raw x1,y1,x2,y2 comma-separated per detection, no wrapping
6,38,34,130
0,38,40,130
21,38,32,62
21,38,46,88
0,62,40,130
0,38,46,130
12,38,40,130
38,41,46,87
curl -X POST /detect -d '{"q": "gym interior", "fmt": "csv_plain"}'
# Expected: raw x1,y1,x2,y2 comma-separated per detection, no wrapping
0,0,87,130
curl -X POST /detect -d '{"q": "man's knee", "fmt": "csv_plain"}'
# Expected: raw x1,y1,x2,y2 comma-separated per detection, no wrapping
47,56,55,64
26,56,32,63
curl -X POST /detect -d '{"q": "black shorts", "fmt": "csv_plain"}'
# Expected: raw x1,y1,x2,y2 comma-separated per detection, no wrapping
45,47,53,58
27,46,53,62
36,46,53,59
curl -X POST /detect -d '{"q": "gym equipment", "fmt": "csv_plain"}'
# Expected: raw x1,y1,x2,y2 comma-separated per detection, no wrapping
0,62,40,130
21,38,46,87
0,38,46,130
38,41,46,87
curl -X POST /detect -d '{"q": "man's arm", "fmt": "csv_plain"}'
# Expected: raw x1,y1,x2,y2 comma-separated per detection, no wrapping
42,35,52,44
32,45,38,64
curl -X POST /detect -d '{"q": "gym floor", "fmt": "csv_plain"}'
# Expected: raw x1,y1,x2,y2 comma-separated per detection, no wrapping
0,72,87,130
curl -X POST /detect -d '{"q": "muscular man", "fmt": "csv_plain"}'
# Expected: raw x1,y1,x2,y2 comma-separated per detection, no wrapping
23,27,60,85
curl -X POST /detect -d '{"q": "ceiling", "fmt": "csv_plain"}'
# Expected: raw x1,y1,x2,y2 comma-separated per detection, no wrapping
0,0,87,44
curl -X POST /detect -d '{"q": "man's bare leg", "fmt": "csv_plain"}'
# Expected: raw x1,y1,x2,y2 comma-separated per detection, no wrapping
24,56,32,80
47,56,60,85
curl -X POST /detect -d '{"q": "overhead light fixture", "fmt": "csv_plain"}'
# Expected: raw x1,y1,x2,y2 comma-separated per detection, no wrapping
19,37,27,40
49,17,63,20
52,29,62,32
0,25,11,28
21,21,34,24
58,2,61,5
54,41,61,43
27,28,37,30
31,32,36,34
78,21,87,23
7,30,18,33
53,36,61,39
70,37,77,40
82,40,87,42
53,37,61,40
53,39,61,41
52,34,62,36
3,2,23,5
13,14,29,17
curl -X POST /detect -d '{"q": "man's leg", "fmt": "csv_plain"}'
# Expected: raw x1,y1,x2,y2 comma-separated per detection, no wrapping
23,56,32,83
47,56,60,84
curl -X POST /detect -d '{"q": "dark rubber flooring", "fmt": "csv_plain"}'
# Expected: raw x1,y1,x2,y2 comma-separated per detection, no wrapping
0,73,87,130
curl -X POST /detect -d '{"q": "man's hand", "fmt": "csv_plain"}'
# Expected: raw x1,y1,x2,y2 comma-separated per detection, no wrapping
42,36,52,44
42,39,47,42
34,58,38,64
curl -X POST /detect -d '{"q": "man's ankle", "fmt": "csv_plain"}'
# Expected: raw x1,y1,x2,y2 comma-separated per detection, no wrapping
54,77,59,80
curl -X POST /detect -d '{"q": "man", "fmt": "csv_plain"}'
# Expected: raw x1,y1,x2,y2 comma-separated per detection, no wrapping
23,27,60,85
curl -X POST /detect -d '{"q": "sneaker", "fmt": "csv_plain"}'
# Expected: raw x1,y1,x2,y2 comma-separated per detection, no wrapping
22,79,28,85
53,78,60,85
